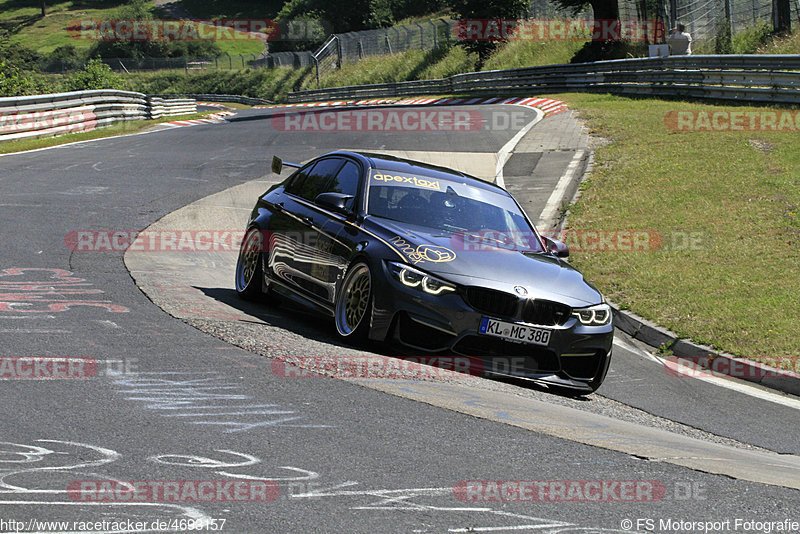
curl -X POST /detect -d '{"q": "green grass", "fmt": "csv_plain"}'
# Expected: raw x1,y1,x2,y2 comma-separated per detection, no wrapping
306,46,477,90
482,39,587,70
558,93,800,361
302,39,581,91
1,0,126,54
757,26,800,54
0,0,263,57
0,110,212,154
126,65,313,102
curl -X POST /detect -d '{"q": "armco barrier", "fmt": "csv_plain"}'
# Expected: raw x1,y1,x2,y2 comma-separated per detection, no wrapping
148,94,274,106
288,54,800,105
147,96,197,119
0,90,197,142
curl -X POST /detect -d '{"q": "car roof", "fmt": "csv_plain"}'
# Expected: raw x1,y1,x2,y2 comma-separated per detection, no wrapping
324,150,507,194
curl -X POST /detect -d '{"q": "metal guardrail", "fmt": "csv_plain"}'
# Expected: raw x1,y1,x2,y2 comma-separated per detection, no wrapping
0,90,197,142
147,97,196,119
148,93,274,106
288,55,800,105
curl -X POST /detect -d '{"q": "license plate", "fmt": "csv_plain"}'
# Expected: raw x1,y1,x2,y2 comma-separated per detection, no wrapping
479,317,551,346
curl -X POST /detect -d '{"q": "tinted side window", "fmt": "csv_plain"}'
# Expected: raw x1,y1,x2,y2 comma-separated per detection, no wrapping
289,158,344,202
284,162,315,196
327,161,361,211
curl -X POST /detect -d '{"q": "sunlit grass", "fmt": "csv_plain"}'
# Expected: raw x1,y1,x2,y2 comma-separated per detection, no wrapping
559,93,800,360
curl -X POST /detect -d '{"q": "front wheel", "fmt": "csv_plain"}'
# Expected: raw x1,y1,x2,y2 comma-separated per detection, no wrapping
235,227,264,300
335,262,372,338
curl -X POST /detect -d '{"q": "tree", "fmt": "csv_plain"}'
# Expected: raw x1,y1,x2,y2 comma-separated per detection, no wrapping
550,0,618,21
445,0,529,63
773,0,791,34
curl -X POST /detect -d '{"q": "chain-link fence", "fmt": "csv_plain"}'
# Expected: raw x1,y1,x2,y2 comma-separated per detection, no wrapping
615,0,799,40
34,2,800,77
530,0,800,41
37,52,316,73
312,19,453,83
677,0,800,38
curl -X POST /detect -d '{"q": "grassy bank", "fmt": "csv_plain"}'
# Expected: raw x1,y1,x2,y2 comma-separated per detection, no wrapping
0,0,264,57
300,39,585,92
559,93,800,362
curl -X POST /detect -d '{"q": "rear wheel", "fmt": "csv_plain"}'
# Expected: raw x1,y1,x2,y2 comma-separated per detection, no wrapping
335,262,372,338
235,227,264,300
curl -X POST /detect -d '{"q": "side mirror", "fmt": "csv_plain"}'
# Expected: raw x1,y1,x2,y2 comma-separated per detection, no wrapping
315,192,354,215
271,155,283,174
543,236,569,258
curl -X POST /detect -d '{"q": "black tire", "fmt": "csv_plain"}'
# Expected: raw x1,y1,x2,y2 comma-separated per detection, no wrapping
235,227,264,300
335,262,372,338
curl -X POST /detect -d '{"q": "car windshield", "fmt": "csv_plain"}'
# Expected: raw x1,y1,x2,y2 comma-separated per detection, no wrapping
367,169,543,253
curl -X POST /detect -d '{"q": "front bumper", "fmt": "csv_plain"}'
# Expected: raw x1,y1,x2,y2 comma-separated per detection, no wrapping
368,260,613,392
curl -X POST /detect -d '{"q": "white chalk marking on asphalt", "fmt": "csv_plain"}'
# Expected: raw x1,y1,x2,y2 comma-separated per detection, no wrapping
494,107,545,189
537,149,585,229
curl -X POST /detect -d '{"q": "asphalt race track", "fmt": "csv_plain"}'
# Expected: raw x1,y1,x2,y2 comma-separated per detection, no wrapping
1,104,798,533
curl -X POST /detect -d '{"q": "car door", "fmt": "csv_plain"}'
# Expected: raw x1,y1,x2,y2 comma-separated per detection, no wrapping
304,159,365,305
267,158,343,298
275,157,350,304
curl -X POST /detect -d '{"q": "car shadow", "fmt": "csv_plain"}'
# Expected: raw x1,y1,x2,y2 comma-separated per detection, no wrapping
191,286,595,397
191,286,398,356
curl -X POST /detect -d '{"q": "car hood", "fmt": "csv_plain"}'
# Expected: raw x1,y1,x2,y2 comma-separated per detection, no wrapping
369,219,602,307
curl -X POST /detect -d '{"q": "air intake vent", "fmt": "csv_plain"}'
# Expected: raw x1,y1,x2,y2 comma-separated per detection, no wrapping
522,299,571,326
464,287,518,317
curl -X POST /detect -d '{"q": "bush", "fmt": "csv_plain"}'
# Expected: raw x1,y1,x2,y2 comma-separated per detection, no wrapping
0,42,42,69
732,21,772,53
714,19,733,54
570,40,648,63
0,61,39,96
65,59,124,91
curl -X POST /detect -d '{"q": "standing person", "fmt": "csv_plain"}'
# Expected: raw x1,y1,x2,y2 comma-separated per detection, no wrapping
668,23,692,55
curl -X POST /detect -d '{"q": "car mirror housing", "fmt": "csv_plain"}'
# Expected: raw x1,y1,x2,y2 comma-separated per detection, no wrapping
315,192,354,215
543,236,569,258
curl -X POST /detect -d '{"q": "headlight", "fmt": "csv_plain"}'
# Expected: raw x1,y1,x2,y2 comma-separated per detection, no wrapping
571,303,612,326
388,262,456,296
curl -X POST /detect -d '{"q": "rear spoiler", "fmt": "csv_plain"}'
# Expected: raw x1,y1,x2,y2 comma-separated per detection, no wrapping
271,156,301,175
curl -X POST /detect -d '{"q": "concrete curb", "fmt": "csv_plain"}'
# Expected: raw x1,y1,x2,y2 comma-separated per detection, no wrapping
608,302,800,397
565,152,800,398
